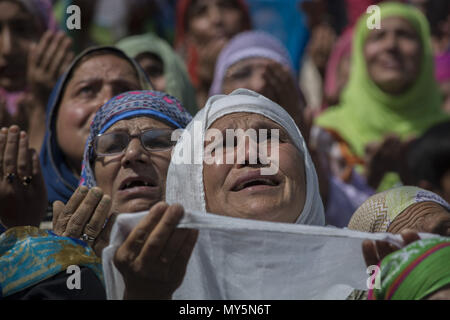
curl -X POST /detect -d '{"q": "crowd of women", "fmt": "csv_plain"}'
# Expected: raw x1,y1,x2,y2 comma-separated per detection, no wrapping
0,0,449,300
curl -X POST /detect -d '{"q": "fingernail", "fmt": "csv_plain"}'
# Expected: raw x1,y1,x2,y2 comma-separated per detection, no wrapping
79,186,88,195
92,187,103,198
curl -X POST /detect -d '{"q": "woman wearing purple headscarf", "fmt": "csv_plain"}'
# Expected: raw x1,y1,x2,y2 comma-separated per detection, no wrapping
0,0,73,152
209,31,306,131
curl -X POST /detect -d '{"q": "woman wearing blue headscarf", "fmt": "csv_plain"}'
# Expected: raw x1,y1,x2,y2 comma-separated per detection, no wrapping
40,46,151,215
52,90,192,256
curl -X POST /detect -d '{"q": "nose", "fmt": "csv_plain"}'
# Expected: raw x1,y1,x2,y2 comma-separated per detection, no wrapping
382,31,399,52
121,137,150,167
209,4,223,26
0,25,13,55
248,71,267,94
235,135,263,168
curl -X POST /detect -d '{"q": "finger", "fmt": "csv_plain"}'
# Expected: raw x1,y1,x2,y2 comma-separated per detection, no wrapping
33,31,52,68
114,202,168,268
170,230,198,278
400,229,421,246
27,42,37,70
63,187,103,238
59,51,75,76
52,200,65,227
94,211,118,257
158,228,192,265
0,127,8,176
84,194,112,239
30,149,42,178
138,204,185,264
53,186,89,234
48,36,73,78
40,32,65,72
17,131,31,178
362,240,380,267
375,240,397,261
3,125,20,176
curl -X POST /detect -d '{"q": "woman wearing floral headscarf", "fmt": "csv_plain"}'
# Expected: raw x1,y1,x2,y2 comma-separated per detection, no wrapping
52,90,192,257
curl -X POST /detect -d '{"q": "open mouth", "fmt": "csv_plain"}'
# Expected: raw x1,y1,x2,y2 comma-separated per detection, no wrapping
119,178,156,190
231,173,280,192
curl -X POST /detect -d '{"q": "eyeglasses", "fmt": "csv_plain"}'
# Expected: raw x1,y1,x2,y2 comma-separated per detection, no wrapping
93,128,177,157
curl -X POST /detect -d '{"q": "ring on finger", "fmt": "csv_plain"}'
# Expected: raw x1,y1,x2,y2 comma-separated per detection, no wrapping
80,233,96,244
22,176,32,186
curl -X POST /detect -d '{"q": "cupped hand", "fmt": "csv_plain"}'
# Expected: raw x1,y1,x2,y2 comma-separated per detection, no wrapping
0,126,47,228
53,185,114,256
27,30,74,103
362,229,421,267
114,202,198,300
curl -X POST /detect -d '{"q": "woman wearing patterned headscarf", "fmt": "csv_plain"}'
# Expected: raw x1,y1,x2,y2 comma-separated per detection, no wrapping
52,90,192,257
348,186,450,235
369,237,450,300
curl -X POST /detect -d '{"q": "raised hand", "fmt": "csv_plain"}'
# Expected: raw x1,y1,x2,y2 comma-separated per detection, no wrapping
362,229,421,267
52,185,113,256
0,126,47,228
114,202,198,300
27,30,74,102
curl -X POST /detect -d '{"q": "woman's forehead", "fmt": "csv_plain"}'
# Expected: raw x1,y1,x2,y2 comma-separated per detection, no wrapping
106,116,173,132
209,112,281,129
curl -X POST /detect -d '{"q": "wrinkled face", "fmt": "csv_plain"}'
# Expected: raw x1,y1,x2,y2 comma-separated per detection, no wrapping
364,17,422,95
0,1,42,91
203,112,306,223
94,117,173,214
186,0,246,46
388,201,450,236
136,52,166,93
56,54,141,175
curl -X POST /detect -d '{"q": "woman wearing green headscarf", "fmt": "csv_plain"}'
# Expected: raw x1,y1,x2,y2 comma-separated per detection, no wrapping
116,33,198,115
314,2,449,191
369,237,450,300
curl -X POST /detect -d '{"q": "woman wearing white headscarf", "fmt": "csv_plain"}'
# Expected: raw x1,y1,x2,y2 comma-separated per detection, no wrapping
166,88,325,225
103,89,341,300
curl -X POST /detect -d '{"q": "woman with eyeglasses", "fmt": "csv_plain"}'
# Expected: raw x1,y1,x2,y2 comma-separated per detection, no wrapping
0,90,193,300
51,90,193,257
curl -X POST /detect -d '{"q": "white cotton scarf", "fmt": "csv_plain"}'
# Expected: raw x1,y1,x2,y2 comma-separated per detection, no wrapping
102,89,434,300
